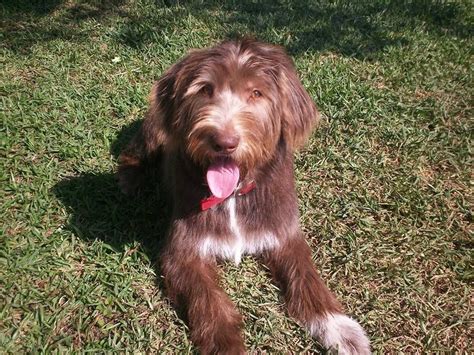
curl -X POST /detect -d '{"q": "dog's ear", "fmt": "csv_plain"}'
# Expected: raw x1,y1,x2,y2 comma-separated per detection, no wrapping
276,52,319,150
141,71,175,154
144,49,210,152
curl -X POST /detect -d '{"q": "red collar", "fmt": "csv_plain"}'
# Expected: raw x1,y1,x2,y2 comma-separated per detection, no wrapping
200,180,256,211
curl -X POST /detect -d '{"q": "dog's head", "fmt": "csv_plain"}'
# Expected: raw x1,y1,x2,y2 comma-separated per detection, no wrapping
148,39,318,196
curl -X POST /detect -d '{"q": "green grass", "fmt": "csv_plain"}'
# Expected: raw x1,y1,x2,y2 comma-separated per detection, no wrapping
1,0,472,352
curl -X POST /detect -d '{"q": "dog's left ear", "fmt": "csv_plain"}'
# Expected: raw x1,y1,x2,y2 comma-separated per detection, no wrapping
277,53,320,150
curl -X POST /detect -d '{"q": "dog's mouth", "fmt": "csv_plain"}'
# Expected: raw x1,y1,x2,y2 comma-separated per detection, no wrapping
206,157,240,199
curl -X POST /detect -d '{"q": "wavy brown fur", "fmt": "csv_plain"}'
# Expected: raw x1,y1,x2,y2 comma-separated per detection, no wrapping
118,39,369,354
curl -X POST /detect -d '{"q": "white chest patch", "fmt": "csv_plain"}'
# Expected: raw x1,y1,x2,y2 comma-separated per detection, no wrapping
198,197,280,264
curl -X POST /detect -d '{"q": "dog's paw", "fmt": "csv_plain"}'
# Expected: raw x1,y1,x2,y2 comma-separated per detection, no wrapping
309,313,370,355
198,329,246,355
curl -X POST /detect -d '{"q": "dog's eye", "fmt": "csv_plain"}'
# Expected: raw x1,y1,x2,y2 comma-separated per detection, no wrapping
201,84,214,97
251,89,262,99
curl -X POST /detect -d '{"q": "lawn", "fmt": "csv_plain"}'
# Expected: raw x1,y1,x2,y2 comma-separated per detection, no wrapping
1,0,472,352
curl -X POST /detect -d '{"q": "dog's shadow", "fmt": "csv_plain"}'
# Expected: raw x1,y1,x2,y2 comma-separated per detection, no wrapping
54,120,169,263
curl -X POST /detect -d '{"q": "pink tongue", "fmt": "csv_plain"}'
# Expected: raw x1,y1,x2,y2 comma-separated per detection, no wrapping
206,159,240,199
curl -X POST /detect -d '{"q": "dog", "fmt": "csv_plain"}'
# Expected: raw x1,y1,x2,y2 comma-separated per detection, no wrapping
118,39,370,354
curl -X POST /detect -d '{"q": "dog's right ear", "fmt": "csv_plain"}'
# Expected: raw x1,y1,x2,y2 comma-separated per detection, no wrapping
142,49,208,153
141,68,177,154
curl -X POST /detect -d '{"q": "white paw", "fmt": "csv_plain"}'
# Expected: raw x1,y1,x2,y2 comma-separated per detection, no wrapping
309,313,371,354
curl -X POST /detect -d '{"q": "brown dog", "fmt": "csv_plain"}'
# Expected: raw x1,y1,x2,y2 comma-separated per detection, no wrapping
118,39,370,354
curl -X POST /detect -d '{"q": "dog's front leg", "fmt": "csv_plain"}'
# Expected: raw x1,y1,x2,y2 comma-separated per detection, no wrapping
161,252,245,355
263,236,370,355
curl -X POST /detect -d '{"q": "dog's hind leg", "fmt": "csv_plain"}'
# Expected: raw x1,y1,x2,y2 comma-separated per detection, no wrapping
117,100,168,196
161,252,245,355
118,79,172,196
117,123,164,196
117,128,149,195
263,237,370,355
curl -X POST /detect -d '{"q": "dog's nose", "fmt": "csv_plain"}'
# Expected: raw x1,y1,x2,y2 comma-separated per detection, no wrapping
212,133,240,154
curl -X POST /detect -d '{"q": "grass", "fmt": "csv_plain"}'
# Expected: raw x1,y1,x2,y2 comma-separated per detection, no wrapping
1,0,472,352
